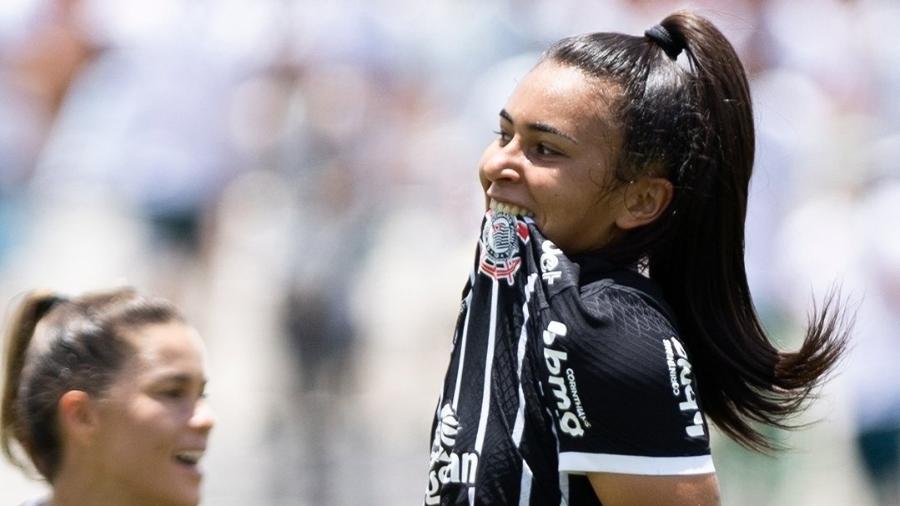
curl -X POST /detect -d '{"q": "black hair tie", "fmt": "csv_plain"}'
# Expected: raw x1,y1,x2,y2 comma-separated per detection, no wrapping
644,24,683,60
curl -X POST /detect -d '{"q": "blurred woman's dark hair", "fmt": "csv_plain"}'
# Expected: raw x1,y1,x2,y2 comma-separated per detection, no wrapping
543,11,851,451
1,288,183,480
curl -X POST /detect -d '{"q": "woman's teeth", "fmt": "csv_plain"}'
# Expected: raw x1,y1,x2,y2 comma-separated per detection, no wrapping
490,199,534,217
175,450,203,465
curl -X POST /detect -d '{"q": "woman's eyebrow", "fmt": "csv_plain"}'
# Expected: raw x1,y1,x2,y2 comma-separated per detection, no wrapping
499,109,578,144
152,372,207,386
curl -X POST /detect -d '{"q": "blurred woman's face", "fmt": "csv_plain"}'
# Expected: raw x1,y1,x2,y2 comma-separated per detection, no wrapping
92,322,214,506
479,60,626,254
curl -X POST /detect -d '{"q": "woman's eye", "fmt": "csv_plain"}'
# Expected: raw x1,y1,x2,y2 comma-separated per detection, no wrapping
493,130,512,145
536,143,560,156
161,389,186,399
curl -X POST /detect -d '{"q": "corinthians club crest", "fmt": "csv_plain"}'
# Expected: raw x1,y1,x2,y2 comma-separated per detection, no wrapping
478,211,530,285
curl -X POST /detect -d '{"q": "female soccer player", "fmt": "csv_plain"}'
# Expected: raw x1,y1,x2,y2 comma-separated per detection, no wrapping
425,10,850,506
1,288,214,506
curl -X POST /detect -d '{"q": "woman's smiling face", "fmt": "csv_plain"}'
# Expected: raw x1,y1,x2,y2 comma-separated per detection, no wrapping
479,59,627,254
90,321,214,506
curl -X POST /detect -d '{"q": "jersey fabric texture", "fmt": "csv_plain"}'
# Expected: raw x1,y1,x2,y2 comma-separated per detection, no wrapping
424,212,713,505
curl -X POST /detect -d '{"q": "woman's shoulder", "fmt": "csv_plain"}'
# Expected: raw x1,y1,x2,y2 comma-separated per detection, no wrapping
548,275,712,461
578,273,678,340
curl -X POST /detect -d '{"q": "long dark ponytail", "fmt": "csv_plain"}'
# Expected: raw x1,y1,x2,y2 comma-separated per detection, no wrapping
546,11,851,451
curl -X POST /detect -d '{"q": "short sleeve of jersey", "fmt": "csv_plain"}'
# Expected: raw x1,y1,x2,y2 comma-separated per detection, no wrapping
539,281,714,476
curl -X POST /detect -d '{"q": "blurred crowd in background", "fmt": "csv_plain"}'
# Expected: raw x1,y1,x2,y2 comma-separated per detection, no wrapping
0,0,898,504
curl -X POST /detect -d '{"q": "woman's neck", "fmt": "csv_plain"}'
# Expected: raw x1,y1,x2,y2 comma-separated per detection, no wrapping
49,463,160,506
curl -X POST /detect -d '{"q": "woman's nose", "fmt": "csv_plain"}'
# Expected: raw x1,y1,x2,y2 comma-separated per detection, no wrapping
480,140,524,184
191,399,215,433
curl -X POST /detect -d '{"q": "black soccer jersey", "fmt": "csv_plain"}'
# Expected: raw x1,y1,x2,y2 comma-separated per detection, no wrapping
424,212,713,506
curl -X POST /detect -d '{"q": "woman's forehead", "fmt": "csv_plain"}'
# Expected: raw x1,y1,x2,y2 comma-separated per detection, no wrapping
504,60,620,142
127,322,206,375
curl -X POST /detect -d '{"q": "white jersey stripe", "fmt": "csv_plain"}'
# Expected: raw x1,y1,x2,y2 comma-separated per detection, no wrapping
511,274,538,444
518,460,534,506
451,284,475,411
470,279,500,505
512,274,538,502
558,452,716,475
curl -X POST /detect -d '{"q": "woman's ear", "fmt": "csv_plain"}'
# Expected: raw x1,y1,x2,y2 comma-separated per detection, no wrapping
58,390,99,445
615,176,674,230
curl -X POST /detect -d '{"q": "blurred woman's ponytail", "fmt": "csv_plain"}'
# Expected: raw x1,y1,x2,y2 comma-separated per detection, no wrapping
545,11,851,452
1,291,65,473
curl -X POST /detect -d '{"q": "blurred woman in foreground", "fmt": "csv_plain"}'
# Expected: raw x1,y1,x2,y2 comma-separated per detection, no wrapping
1,288,214,506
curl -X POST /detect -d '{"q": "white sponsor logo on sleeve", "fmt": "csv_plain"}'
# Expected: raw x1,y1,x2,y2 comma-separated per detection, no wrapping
664,337,706,438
